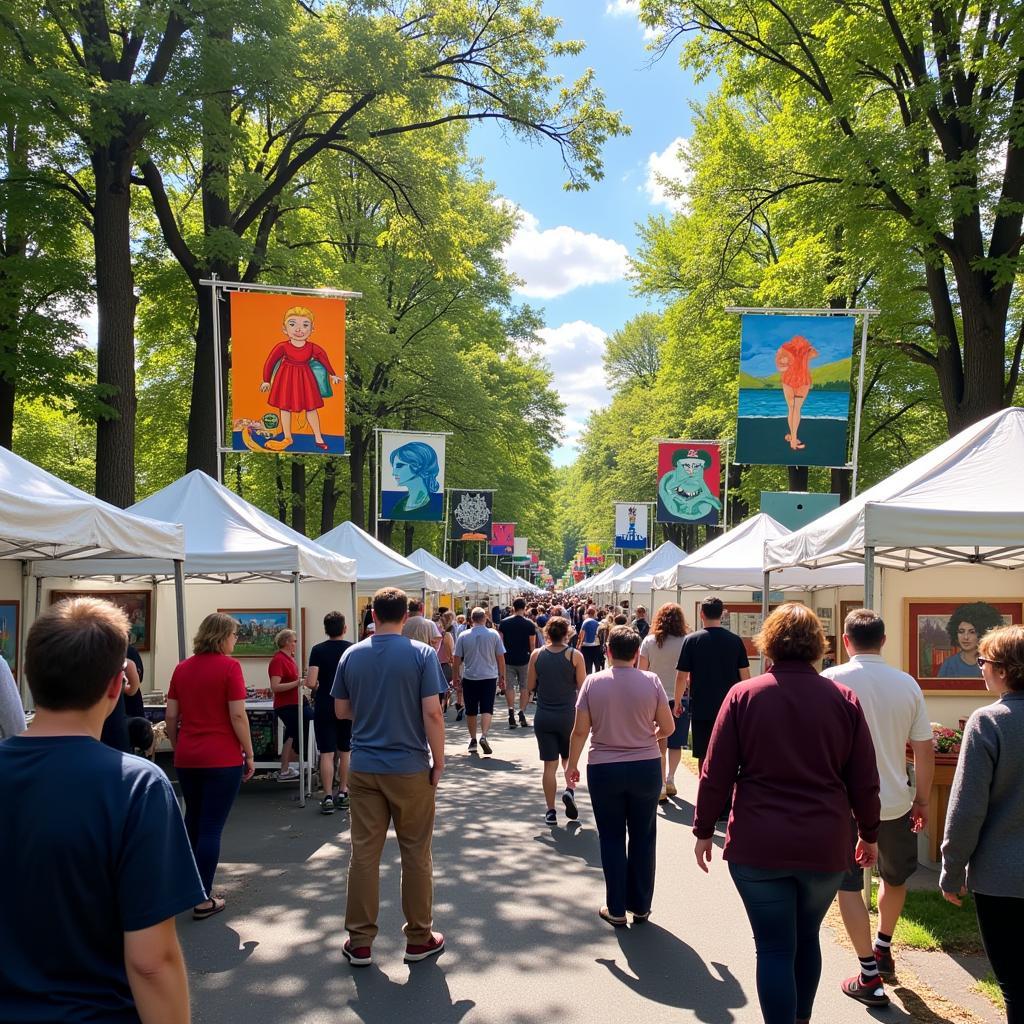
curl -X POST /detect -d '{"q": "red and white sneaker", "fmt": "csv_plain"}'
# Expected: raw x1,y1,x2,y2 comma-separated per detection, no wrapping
342,940,372,967
404,931,445,963
841,974,889,1007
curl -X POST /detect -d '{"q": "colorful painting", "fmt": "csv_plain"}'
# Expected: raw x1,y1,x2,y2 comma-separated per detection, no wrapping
50,590,152,651
450,490,493,541
736,314,855,467
229,291,346,455
0,600,19,677
656,443,722,525
906,599,1023,691
379,430,445,521
490,522,515,555
615,502,649,550
218,608,292,658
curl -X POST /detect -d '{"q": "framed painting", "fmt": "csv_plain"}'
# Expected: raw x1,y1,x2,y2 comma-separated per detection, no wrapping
218,608,291,658
50,590,153,651
0,600,19,677
905,599,1023,691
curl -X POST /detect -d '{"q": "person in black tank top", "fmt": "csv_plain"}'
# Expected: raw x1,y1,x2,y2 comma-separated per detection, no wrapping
526,616,586,824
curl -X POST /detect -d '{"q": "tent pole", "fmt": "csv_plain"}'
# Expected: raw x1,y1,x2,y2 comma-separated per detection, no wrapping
350,582,357,637
761,571,770,619
293,571,305,807
173,560,188,662
863,546,875,610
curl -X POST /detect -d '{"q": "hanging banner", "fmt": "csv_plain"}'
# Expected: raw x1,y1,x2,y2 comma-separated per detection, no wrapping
513,536,528,558
379,431,445,521
614,503,649,550
229,292,346,454
585,543,603,565
450,490,494,541
528,548,540,565
736,313,854,467
657,443,722,525
489,522,515,555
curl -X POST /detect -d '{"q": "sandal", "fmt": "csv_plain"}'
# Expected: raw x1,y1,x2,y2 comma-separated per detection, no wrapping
599,907,628,927
192,897,226,920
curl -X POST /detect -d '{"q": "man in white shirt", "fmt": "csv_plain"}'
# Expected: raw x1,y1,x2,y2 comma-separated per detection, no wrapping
402,600,442,651
823,609,935,1009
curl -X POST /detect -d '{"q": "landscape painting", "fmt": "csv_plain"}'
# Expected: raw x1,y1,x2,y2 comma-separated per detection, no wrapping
220,608,291,658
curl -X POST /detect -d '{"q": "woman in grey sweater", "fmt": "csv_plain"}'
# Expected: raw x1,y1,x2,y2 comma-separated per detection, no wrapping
940,624,1024,1023
0,655,26,738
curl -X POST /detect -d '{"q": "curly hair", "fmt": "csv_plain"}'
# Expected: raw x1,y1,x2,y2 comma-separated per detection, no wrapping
755,603,826,663
945,602,1005,648
652,602,688,647
978,624,1024,691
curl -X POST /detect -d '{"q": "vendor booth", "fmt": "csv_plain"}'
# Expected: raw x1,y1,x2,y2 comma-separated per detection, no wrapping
613,541,688,612
457,561,495,603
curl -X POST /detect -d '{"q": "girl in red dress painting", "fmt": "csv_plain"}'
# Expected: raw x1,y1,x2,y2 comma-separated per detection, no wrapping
774,334,818,451
259,306,341,451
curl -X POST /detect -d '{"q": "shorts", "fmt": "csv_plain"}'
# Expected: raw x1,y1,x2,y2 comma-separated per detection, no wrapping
462,678,497,717
691,719,716,760
533,708,574,761
666,698,690,750
839,812,919,891
506,663,529,692
313,706,352,754
276,703,313,746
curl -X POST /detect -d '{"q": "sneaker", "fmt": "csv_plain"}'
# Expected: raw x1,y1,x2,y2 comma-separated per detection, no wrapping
277,767,300,782
343,940,372,967
479,734,492,755
562,788,579,820
873,944,896,981
404,931,445,963
319,795,335,815
335,792,350,810
545,808,557,825
665,781,677,797
841,975,889,1007
468,738,478,753
508,709,518,729
518,710,528,726
455,706,464,722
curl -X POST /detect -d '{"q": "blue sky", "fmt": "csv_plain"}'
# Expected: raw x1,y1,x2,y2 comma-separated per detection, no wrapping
470,0,711,465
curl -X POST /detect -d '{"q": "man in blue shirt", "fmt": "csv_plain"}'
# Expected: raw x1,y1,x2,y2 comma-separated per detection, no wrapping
453,607,506,755
578,605,603,675
332,587,447,967
0,596,205,1024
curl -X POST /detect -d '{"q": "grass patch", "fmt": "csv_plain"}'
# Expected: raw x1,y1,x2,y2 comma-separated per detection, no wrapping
867,881,983,953
974,973,1005,1012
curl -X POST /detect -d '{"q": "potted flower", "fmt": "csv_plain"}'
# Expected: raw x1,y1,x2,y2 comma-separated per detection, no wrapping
931,722,963,757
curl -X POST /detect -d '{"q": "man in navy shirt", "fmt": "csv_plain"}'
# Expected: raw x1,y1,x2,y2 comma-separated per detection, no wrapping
498,598,537,728
0,596,205,1023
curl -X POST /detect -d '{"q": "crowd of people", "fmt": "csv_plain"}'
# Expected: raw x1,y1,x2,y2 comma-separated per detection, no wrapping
0,587,1021,1024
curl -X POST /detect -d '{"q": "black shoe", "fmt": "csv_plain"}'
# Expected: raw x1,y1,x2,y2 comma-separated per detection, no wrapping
455,706,464,722
562,789,579,820
508,710,518,729
479,734,492,755
468,738,478,753
518,710,528,727
545,809,557,825
319,795,335,815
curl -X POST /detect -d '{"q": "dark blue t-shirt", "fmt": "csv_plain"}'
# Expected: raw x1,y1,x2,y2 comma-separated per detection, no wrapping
579,617,601,644
0,735,205,1022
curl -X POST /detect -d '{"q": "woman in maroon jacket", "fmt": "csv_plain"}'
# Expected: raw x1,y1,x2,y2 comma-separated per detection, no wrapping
693,604,880,1024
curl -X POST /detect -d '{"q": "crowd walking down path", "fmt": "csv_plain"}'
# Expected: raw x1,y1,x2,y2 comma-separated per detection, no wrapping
176,715,975,1024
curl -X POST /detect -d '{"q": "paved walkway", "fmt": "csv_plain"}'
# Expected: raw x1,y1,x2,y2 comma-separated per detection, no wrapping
177,718,986,1023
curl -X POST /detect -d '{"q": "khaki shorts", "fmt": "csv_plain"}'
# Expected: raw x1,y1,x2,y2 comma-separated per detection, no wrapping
840,812,919,890
506,663,529,692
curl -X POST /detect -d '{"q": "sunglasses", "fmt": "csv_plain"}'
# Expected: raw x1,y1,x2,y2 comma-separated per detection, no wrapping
977,657,1002,668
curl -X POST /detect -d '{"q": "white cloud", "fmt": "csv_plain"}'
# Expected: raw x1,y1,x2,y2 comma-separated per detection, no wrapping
502,206,630,299
644,136,691,212
605,0,639,13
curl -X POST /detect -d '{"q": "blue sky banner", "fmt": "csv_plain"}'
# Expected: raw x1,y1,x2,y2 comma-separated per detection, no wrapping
736,314,855,467
379,431,445,521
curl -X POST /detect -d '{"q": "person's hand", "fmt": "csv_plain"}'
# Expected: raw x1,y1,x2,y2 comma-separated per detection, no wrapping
329,375,341,384
430,761,445,787
242,753,255,782
941,886,967,907
673,702,683,718
694,837,714,873
911,798,928,833
855,839,878,868
259,382,270,392
565,766,580,787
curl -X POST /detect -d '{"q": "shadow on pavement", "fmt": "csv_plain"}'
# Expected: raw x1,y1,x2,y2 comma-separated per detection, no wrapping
347,961,474,1024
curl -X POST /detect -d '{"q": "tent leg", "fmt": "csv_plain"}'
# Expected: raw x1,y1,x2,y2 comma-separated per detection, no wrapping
863,546,875,609
350,582,357,636
173,560,188,662
761,571,770,619
294,571,305,807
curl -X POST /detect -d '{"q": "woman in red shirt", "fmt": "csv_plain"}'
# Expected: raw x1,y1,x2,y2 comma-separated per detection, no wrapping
269,628,313,781
166,613,255,919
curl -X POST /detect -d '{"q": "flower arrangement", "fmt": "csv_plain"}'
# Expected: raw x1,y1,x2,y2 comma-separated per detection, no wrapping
931,722,963,755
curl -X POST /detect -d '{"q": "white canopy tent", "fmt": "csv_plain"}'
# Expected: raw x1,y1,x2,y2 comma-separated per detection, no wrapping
614,541,688,596
316,522,446,595
565,561,623,595
456,561,494,595
479,564,515,598
764,407,1024,609
406,549,470,595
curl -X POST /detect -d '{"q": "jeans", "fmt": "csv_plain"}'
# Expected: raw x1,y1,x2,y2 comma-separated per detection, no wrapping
975,892,1024,1023
581,646,602,674
728,863,845,1024
177,765,243,899
587,758,662,917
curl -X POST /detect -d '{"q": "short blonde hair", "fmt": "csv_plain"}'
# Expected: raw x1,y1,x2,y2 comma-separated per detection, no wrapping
283,305,314,323
755,604,826,663
978,624,1024,690
193,613,237,655
275,628,296,649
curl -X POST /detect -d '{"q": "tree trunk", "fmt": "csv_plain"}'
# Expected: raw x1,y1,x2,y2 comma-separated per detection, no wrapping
91,156,138,507
291,459,306,535
234,460,243,498
275,456,287,522
321,457,339,535
954,267,1011,431
787,466,808,491
403,522,414,555
186,284,230,477
727,463,748,523
348,423,366,529
378,520,394,546
0,375,12,450
830,467,851,504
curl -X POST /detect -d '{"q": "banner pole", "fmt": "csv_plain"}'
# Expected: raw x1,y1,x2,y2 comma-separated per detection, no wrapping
374,427,380,540
209,274,224,482
722,439,731,530
850,311,872,500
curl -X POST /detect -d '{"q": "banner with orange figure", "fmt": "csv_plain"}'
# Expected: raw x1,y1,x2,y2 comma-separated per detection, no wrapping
229,292,346,455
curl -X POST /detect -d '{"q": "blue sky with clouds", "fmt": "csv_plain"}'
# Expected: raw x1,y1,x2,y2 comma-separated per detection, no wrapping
471,1,711,464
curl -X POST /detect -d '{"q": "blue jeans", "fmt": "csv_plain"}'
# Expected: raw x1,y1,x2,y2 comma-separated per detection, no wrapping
587,758,662,917
728,863,844,1024
177,765,243,899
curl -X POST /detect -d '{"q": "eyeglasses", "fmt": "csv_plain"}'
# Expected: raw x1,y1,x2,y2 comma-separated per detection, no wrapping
977,657,1002,668
231,631,240,638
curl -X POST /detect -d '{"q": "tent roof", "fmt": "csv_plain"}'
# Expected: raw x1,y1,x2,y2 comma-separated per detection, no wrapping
614,541,688,593
456,562,494,589
406,549,471,593
35,471,355,581
652,513,863,591
0,447,184,563
479,564,515,589
765,407,1024,572
316,522,445,591
567,561,623,592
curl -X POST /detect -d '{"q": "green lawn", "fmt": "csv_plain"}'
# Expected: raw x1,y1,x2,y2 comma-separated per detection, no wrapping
974,973,1005,1012
869,882,983,953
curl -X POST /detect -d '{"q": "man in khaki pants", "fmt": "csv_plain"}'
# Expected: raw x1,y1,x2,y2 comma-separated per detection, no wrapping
332,587,448,966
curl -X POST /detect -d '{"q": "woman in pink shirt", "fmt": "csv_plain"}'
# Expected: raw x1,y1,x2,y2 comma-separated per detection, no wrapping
567,625,676,926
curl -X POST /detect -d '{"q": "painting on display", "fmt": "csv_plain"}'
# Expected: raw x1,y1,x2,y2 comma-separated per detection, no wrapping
379,430,445,521
657,443,722,525
837,600,862,664
489,522,515,555
906,600,1023,691
736,313,855,467
449,490,493,542
50,590,152,651
0,600,19,677
614,503,649,550
229,291,346,455
702,601,801,658
218,608,292,658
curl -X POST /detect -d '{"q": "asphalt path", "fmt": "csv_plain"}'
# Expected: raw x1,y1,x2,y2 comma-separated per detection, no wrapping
176,716,944,1024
